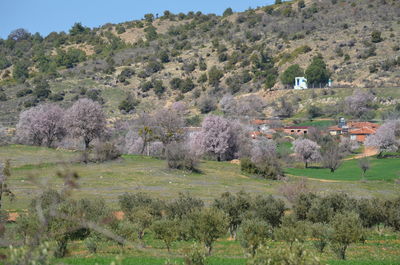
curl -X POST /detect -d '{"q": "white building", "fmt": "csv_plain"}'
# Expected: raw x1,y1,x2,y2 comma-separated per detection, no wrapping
294,77,308,90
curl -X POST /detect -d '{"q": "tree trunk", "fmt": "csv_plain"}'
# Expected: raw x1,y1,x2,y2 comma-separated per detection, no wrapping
84,139,90,150
305,161,308,168
207,245,212,256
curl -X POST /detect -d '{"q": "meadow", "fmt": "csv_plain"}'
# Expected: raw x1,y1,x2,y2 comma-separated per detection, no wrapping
1,145,400,212
1,144,400,265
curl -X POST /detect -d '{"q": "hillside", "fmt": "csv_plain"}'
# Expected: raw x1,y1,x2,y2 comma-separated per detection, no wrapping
0,0,400,125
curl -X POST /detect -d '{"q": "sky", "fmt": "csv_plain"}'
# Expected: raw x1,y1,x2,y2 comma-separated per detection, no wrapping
0,0,276,39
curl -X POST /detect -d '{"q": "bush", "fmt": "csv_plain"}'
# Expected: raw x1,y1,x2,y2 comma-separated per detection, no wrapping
307,105,324,119
208,66,223,87
371,31,383,43
249,242,322,265
117,68,135,83
184,243,207,265
145,60,163,74
166,141,199,172
198,95,216,114
16,88,33,98
118,94,139,113
93,141,121,162
0,92,7,101
240,157,283,180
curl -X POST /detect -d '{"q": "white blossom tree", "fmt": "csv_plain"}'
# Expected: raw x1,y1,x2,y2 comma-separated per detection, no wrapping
293,138,321,168
199,115,240,161
365,120,400,155
64,98,106,150
250,139,277,165
344,89,375,118
16,104,65,147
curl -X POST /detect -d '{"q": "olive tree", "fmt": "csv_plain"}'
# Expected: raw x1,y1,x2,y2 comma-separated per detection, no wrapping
189,208,228,255
330,212,364,260
238,218,272,257
213,191,252,239
152,219,179,252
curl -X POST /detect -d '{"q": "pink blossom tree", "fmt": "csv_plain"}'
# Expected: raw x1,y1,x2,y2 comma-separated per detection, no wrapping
250,139,277,165
153,107,185,151
293,138,321,168
365,120,400,156
344,89,375,118
199,115,240,161
16,104,66,147
64,98,106,150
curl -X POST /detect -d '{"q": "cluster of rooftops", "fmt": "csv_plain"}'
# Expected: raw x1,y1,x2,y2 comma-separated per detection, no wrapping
250,118,379,143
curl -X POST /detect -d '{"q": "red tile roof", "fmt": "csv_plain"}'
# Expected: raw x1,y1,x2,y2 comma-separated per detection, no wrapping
349,127,377,135
284,126,312,129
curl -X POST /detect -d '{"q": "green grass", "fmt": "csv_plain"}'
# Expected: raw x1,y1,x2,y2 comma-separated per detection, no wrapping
61,257,246,265
286,157,400,181
1,145,399,211
328,261,400,265
295,119,336,128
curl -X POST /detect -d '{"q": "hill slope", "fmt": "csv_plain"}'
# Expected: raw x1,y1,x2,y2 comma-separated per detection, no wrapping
0,0,400,125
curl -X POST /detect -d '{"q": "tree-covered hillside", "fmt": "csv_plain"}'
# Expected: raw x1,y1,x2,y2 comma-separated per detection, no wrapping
0,0,399,124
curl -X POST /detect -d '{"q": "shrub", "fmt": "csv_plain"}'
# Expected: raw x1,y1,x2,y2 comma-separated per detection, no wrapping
144,25,158,41
371,31,383,43
118,94,139,113
0,92,7,101
184,243,207,265
145,60,163,74
198,95,216,114
307,105,323,119
208,66,223,87
166,141,199,172
93,141,121,162
117,68,134,83
249,242,322,265
170,77,183,90
16,88,33,97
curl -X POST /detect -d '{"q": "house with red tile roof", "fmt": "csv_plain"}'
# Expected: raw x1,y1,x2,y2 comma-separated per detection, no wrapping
328,118,379,142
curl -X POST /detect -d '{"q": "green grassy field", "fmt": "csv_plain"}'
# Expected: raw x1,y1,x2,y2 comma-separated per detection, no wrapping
56,230,400,265
286,157,400,181
1,145,399,211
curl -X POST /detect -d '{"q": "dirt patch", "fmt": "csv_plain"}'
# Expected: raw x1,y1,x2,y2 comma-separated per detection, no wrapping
345,147,379,161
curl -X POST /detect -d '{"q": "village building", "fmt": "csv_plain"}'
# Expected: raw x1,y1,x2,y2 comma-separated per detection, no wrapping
294,77,308,90
283,126,312,135
328,118,379,143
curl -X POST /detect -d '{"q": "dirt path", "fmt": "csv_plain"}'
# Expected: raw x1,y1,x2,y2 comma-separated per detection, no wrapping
344,147,379,160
